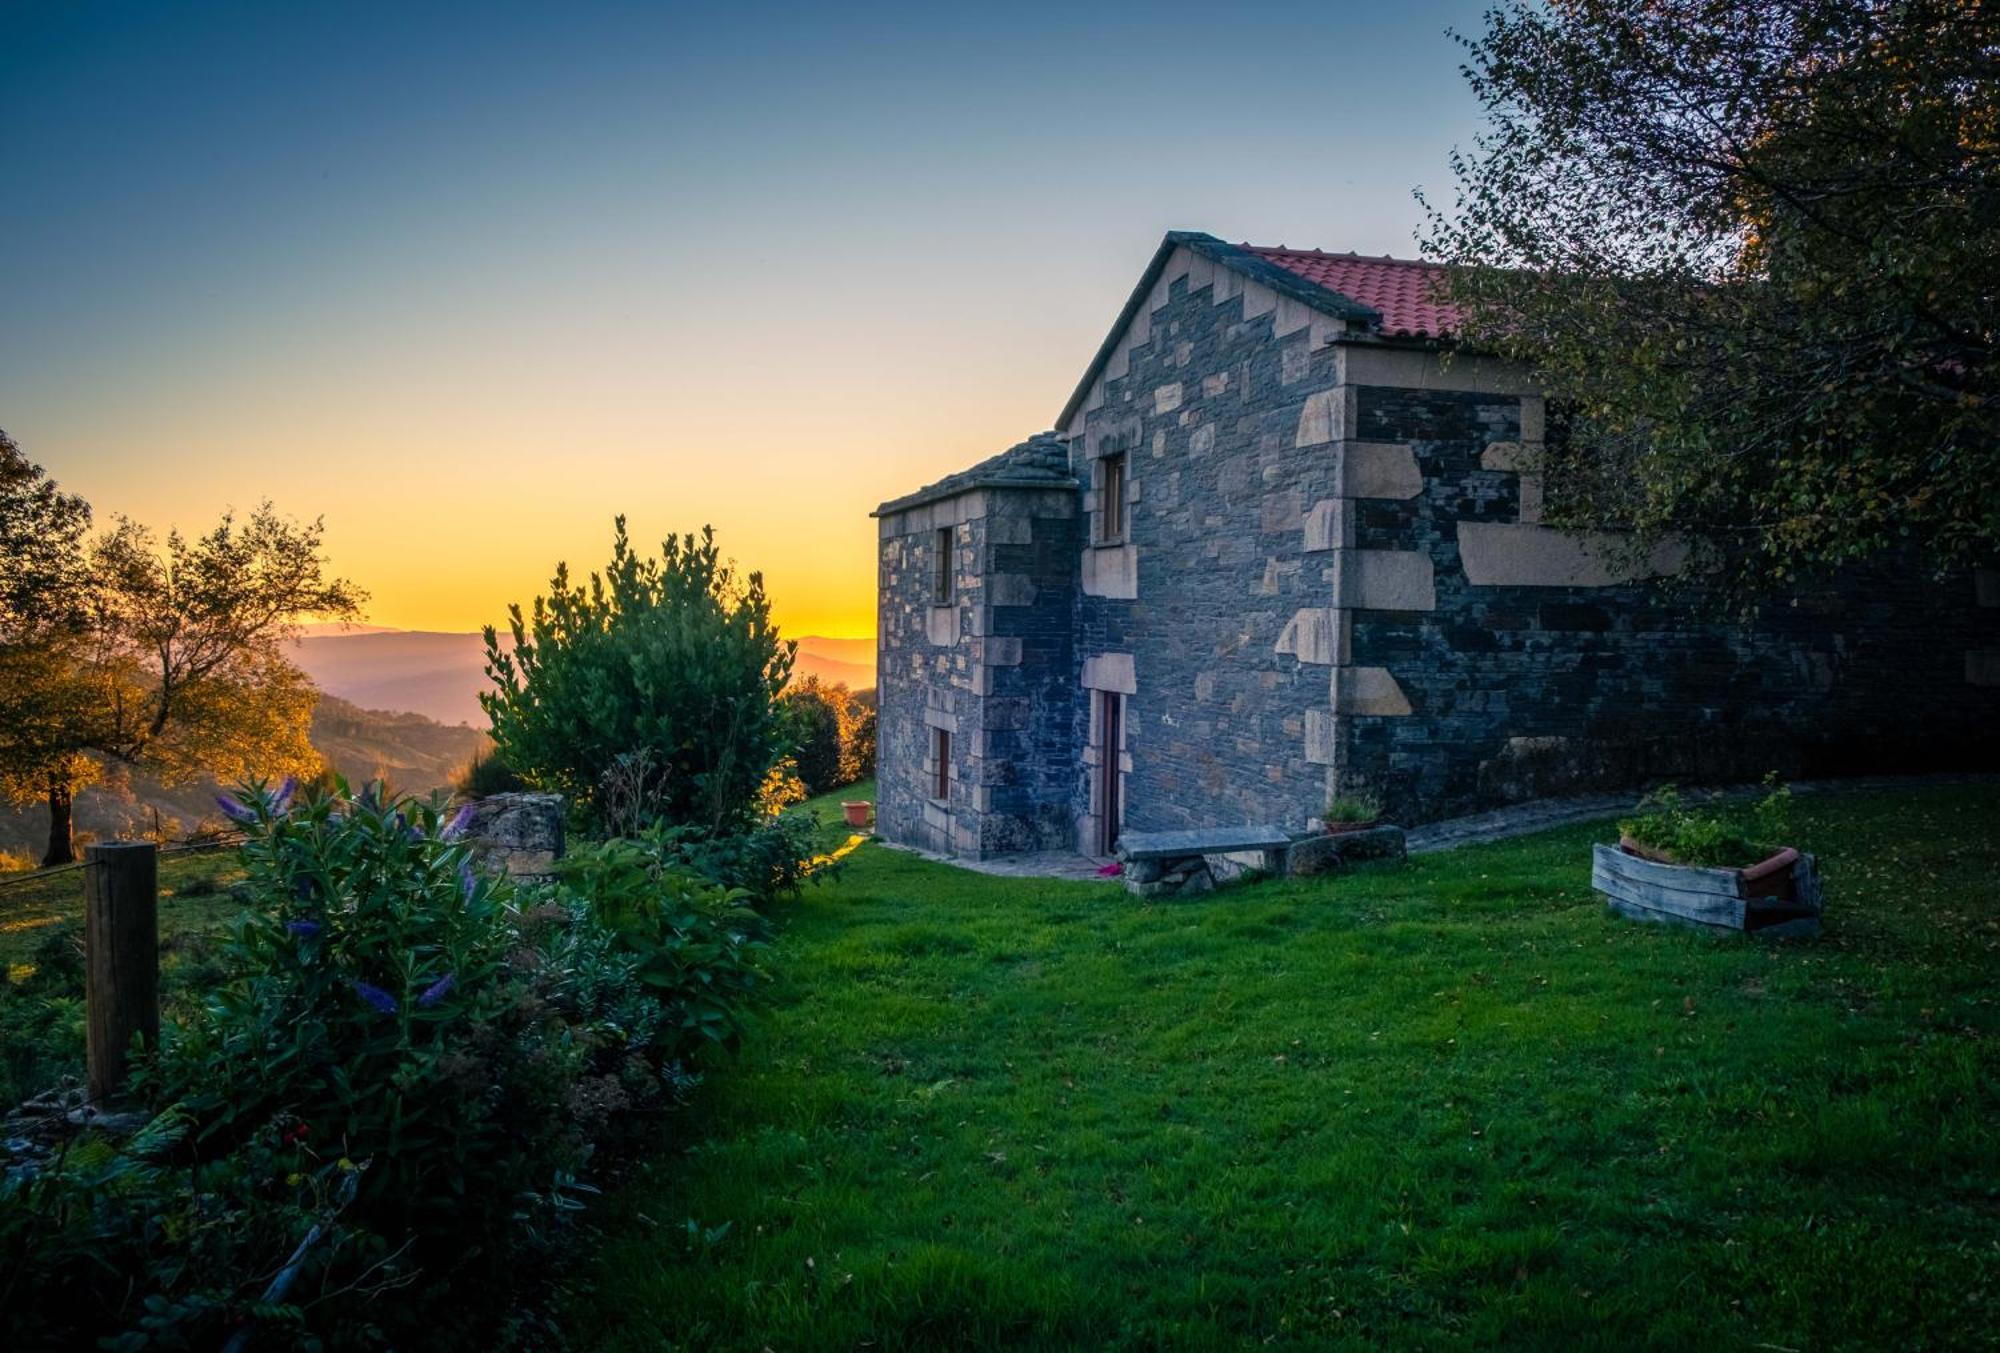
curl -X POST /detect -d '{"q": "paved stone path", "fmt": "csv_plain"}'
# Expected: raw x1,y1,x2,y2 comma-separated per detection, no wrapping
873,839,1120,881
1405,771,1997,855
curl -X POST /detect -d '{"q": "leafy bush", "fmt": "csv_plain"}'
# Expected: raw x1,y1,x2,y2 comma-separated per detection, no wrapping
1,777,799,1347
455,744,525,797
482,520,796,834
847,698,877,780
548,838,772,1056
149,781,590,1242
779,675,868,795
639,809,828,905
0,923,86,1106
1619,777,1794,867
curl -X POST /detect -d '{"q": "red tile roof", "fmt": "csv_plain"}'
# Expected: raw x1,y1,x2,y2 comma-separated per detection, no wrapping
1245,246,1458,339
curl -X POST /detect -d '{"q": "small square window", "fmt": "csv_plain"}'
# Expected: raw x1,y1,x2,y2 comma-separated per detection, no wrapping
1098,452,1127,543
933,527,954,603
932,727,951,801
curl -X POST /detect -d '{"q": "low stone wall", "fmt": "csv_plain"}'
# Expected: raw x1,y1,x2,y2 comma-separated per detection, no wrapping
462,792,565,881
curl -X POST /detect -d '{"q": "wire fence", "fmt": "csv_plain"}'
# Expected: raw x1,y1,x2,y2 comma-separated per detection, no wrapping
0,834,246,894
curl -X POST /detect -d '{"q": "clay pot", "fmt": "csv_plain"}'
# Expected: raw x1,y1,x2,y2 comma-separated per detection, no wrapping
842,801,873,829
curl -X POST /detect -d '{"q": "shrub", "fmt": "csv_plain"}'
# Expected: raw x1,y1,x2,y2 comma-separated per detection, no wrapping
847,698,877,780
1,776,791,1346
779,676,857,795
636,809,828,905
1619,776,1794,867
149,779,576,1243
0,923,86,1105
547,838,773,1058
482,520,796,834
0,1108,361,1351
456,745,525,797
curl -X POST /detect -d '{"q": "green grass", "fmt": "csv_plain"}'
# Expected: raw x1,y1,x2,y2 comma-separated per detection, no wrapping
570,783,2000,1350
799,777,877,845
0,848,245,968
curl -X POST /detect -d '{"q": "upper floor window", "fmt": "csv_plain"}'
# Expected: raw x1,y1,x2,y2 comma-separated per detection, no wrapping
932,526,954,603
1098,451,1128,544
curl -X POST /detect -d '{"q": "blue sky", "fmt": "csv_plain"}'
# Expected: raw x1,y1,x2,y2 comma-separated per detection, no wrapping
0,0,1490,633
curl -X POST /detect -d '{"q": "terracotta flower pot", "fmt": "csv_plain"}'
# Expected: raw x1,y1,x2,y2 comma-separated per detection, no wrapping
842,801,873,829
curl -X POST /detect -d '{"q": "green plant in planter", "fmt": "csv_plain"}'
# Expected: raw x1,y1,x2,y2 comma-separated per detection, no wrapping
1324,791,1383,826
1618,776,1794,867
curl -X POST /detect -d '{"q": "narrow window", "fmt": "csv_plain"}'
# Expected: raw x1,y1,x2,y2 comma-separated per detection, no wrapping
1097,691,1122,854
1098,452,1127,543
933,527,954,603
932,727,951,800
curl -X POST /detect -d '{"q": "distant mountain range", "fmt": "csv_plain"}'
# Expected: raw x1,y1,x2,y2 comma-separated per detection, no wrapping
286,630,875,728
0,631,877,862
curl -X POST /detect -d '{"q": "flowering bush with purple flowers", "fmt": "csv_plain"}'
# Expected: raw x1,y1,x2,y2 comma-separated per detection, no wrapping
7,776,783,1348
152,779,557,1231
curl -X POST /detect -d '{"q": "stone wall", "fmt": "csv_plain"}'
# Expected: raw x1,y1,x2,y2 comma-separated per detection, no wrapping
1068,247,1354,844
1336,374,2000,823
875,483,1080,857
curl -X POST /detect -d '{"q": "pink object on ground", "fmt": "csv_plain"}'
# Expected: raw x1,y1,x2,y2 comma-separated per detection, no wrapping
1097,862,1123,877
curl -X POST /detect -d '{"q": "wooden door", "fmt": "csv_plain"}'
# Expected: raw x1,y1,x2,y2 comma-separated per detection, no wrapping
1098,692,1122,855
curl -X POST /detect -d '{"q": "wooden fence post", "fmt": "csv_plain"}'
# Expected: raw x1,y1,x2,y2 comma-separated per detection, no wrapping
85,841,159,1102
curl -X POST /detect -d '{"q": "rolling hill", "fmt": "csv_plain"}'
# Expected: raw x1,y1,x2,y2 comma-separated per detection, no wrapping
0,695,487,860
287,630,874,728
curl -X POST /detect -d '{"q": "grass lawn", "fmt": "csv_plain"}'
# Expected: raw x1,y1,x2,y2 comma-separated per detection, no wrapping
0,848,244,969
571,782,2000,1350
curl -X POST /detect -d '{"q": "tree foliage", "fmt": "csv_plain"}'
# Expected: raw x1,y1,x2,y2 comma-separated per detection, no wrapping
482,520,796,833
1423,0,2000,594
778,675,866,796
0,433,361,863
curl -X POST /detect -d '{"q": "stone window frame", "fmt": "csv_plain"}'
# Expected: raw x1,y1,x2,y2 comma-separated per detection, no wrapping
932,526,954,604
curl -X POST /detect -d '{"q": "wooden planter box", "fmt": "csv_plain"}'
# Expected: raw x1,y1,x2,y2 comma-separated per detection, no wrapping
1592,842,1823,938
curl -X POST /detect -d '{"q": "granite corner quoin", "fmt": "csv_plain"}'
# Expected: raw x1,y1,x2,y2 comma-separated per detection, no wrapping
871,231,2000,861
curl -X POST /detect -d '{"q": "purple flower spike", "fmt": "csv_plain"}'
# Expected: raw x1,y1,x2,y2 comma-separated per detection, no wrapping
352,980,398,1014
270,776,299,813
286,919,321,937
215,794,256,825
459,860,478,900
417,973,456,1006
442,804,475,841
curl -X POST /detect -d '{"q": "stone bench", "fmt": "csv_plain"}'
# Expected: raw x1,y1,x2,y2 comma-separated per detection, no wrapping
1118,826,1291,898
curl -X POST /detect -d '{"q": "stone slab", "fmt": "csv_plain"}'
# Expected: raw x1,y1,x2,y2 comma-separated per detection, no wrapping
1119,825,1291,861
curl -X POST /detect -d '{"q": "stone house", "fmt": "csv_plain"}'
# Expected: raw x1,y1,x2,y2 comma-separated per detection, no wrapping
873,231,2000,860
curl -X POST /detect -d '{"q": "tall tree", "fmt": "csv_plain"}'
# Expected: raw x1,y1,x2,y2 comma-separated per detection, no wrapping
0,432,100,864
0,438,363,864
1423,0,2000,595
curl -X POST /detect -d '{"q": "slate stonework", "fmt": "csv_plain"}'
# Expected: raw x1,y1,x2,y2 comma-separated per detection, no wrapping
1340,382,2000,823
875,442,1081,859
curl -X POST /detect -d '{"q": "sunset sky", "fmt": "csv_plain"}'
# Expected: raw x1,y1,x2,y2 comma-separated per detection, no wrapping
1,1,1486,638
